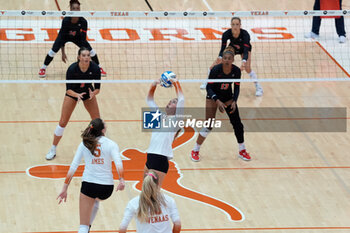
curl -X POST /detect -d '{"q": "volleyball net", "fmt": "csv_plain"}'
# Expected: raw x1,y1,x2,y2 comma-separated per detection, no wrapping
0,10,350,83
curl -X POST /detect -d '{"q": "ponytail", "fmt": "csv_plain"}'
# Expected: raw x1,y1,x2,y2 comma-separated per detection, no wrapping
81,118,104,154
137,171,166,222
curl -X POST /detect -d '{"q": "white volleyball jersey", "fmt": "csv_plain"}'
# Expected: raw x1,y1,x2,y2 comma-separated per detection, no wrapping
146,94,185,159
120,194,180,233
69,136,123,185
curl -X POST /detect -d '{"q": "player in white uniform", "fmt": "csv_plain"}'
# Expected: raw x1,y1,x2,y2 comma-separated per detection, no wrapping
57,118,125,233
119,171,181,233
145,77,184,187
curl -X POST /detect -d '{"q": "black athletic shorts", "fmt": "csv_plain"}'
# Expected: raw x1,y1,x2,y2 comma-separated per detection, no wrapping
146,153,169,174
81,181,114,200
65,93,91,101
52,33,93,53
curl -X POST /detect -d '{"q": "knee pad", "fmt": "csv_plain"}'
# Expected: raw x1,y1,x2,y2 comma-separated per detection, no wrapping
90,49,96,57
94,200,100,209
54,125,65,137
48,49,56,57
199,127,211,138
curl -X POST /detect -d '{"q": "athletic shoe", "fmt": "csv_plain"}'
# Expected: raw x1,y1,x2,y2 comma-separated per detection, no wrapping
304,32,319,40
200,82,207,89
255,85,263,97
339,36,346,43
39,68,46,78
191,150,200,162
100,67,107,77
45,149,56,160
238,149,251,161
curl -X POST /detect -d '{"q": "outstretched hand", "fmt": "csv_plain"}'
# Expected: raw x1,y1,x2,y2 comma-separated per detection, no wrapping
57,189,67,204
116,179,125,191
216,100,227,113
77,92,86,102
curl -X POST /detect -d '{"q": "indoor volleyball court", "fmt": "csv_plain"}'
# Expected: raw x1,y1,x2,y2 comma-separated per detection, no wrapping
0,0,350,233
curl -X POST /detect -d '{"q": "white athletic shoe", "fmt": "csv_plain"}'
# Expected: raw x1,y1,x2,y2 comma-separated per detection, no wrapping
304,32,319,40
255,84,263,97
200,82,207,89
339,36,346,43
45,149,56,160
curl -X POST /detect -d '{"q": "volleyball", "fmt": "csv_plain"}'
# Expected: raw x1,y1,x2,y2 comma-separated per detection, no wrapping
160,71,176,88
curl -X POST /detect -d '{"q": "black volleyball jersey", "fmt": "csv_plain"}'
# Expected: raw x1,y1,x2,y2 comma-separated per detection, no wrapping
66,61,101,93
206,64,241,102
219,29,251,61
59,17,88,41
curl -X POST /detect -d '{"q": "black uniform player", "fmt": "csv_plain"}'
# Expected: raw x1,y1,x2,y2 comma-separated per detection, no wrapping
45,47,101,160
191,46,251,162
219,28,251,63
202,17,262,96
39,0,106,78
66,59,101,101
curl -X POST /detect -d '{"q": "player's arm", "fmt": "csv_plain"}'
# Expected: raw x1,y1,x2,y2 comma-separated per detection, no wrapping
57,143,84,204
206,69,218,102
218,30,229,58
119,202,136,233
211,30,228,69
80,18,88,41
146,80,160,109
60,19,68,63
89,65,101,99
230,68,241,113
232,68,241,102
173,79,185,117
169,198,181,233
241,30,251,62
207,69,226,113
111,143,125,191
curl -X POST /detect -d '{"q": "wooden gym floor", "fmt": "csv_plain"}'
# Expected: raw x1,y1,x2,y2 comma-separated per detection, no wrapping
0,0,350,233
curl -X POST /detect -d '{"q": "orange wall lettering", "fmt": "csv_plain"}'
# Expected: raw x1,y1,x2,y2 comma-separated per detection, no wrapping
195,28,223,40
0,28,35,41
251,27,294,40
100,28,140,41
145,28,195,41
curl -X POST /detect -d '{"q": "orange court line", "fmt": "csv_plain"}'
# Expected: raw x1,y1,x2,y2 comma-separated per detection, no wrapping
26,226,350,233
1,166,350,174
54,0,61,11
316,41,350,78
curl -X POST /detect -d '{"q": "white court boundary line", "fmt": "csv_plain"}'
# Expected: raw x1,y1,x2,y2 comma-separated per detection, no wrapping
202,0,213,12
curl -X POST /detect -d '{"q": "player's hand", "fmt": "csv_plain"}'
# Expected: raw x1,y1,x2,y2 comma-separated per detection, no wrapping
88,88,95,100
216,99,226,113
77,92,86,101
57,185,68,204
240,61,246,70
229,101,236,114
116,179,125,191
153,80,161,86
62,53,68,63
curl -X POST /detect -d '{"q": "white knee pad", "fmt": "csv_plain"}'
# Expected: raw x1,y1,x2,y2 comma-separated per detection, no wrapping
54,125,65,137
90,49,96,57
199,127,211,138
94,200,100,209
78,225,89,233
48,49,56,57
